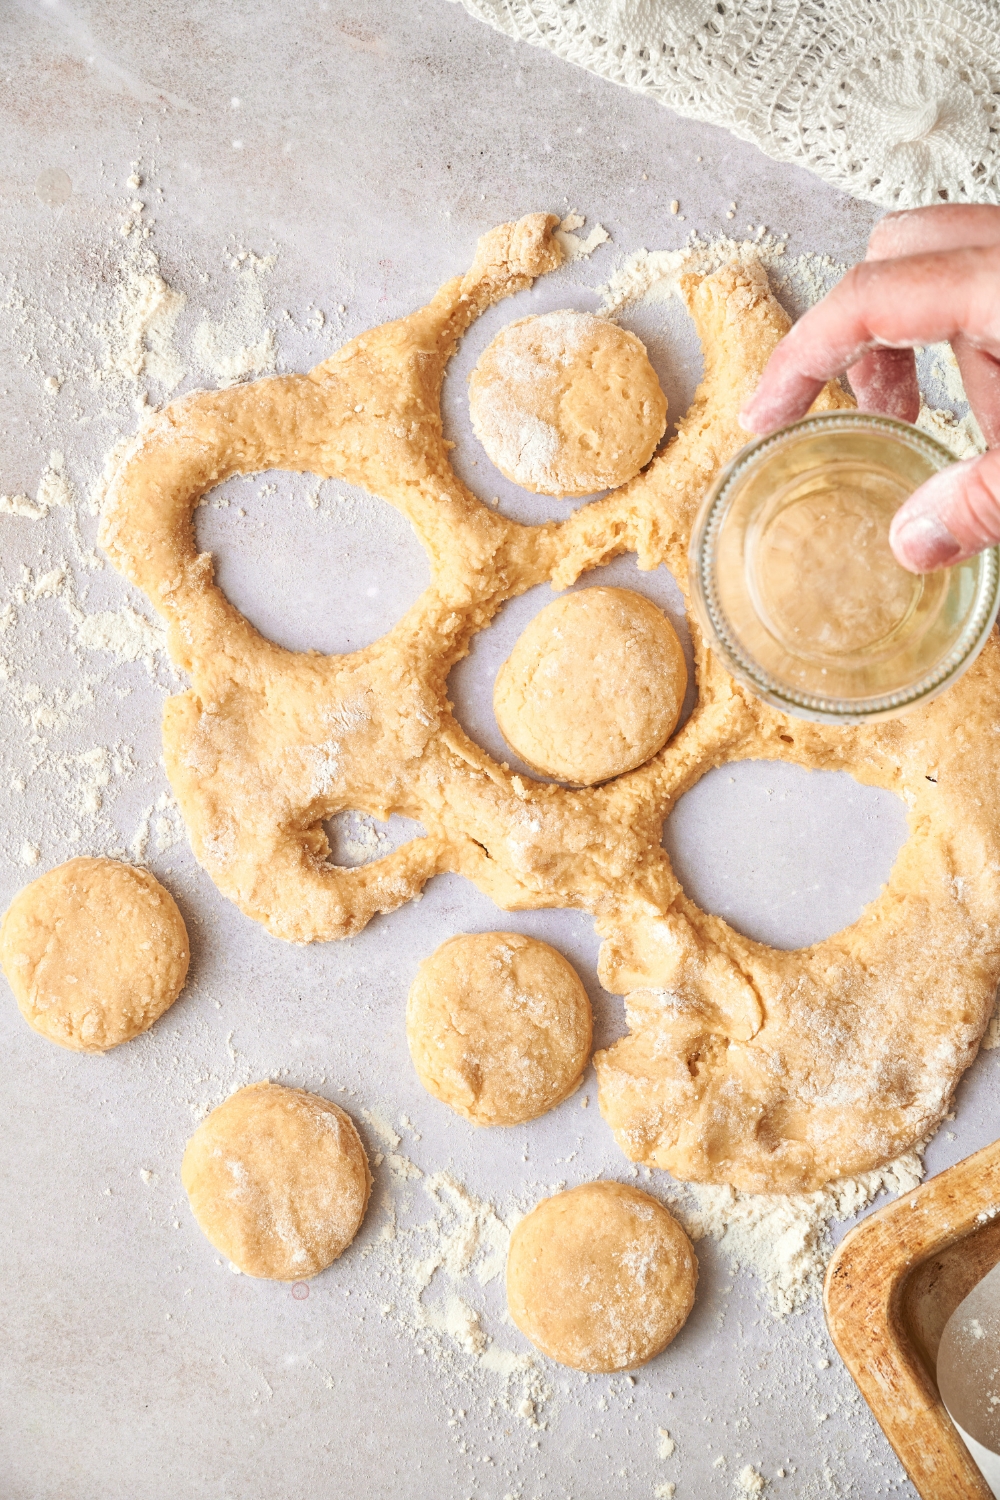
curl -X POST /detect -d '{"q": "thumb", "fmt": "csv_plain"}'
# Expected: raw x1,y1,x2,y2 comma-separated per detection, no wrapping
889,450,1000,572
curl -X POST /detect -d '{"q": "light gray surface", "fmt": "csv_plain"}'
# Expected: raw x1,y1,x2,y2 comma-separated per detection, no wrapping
2,4,998,1498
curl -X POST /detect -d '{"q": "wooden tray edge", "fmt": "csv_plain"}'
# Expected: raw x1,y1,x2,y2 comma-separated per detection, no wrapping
824,1138,1000,1500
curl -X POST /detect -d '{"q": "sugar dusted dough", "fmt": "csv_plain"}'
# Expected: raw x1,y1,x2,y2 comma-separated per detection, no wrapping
493,586,687,785
406,931,592,1125
0,856,189,1052
181,1081,371,1279
506,1180,697,1372
467,309,667,496
101,213,1000,1193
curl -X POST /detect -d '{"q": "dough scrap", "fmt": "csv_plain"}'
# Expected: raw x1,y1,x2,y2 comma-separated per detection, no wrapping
506,1180,697,1372
0,856,189,1052
406,931,592,1125
493,586,687,785
101,214,1000,1193
181,1081,371,1279
467,309,667,496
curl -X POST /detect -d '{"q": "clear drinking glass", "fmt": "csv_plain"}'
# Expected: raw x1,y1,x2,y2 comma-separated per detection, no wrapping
689,411,1000,723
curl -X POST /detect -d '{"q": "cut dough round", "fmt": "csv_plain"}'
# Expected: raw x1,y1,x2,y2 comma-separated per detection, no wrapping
182,1082,371,1280
506,1180,697,1372
468,309,667,497
406,931,592,1125
0,856,189,1052
494,587,687,786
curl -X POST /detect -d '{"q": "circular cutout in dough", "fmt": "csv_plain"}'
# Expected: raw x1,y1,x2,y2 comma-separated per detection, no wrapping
0,856,189,1052
506,1180,697,1372
493,587,687,786
468,310,667,497
406,931,592,1126
182,1081,372,1280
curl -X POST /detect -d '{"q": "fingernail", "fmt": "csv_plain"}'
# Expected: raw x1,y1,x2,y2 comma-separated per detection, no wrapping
890,511,962,572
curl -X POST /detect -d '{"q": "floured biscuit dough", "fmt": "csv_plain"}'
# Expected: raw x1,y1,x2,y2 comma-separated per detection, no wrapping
101,213,1000,1193
181,1081,371,1279
0,857,189,1052
506,1180,697,1371
493,587,687,785
467,309,667,496
406,931,592,1125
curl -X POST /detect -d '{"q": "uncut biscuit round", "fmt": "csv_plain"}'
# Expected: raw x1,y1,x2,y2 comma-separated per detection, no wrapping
468,309,667,496
493,587,687,786
506,1181,697,1372
182,1082,371,1280
406,932,592,1125
0,856,189,1052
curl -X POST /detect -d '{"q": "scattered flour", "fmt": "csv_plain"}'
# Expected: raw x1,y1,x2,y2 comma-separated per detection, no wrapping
329,810,390,866
361,1150,551,1426
916,388,987,461
33,566,67,600
361,1108,402,1150
192,250,278,384
597,228,837,317
736,1465,767,1495
676,1148,926,1317
74,605,167,671
34,452,75,515
131,791,185,861
22,561,168,678
555,213,610,263
1,492,47,520
385,1151,423,1182
104,265,187,389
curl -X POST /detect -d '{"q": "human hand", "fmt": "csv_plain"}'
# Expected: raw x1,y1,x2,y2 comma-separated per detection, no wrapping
739,205,1000,572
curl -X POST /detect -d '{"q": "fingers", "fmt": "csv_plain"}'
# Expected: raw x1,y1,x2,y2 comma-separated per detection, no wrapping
861,212,1000,446
740,244,1000,434
845,348,920,423
890,448,1000,571
953,334,1000,449
841,208,1000,422
868,204,1000,259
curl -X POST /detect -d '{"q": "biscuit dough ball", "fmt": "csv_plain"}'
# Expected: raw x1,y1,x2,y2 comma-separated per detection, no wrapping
506,1181,697,1372
182,1082,371,1280
406,932,592,1126
468,310,667,497
0,856,189,1052
494,587,687,786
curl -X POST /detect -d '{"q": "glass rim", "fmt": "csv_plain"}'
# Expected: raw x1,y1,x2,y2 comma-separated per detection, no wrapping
689,412,1000,723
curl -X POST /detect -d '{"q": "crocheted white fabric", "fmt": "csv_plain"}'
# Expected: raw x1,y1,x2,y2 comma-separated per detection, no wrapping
453,0,1000,208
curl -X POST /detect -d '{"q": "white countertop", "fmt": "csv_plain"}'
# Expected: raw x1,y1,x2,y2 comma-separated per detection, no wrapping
2,4,997,1497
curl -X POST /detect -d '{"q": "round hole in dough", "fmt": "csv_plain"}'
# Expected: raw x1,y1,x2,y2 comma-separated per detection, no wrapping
493,587,687,786
406,931,592,1126
506,1180,697,1372
467,310,667,497
0,856,189,1052
181,1081,372,1280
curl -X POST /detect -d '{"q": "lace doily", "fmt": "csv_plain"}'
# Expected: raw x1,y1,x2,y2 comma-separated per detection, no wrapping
453,0,1000,209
